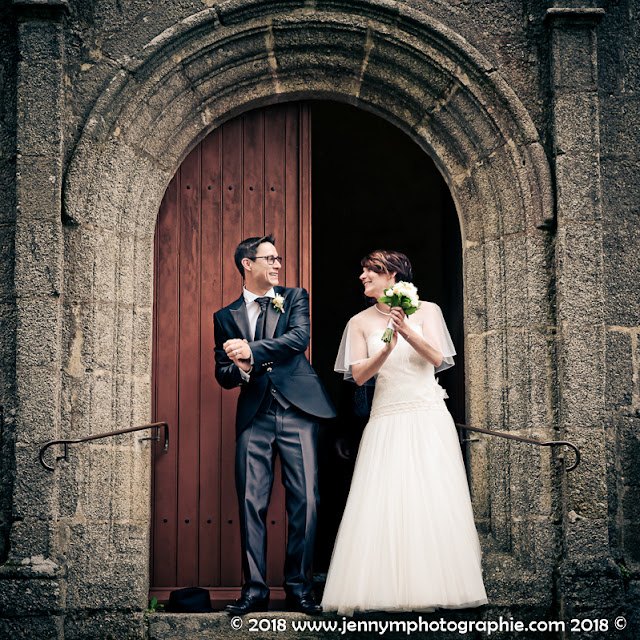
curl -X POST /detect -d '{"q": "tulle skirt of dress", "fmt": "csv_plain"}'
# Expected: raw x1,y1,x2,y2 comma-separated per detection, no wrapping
321,405,488,616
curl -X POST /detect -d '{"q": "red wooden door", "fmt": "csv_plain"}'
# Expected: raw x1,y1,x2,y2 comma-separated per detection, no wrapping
151,103,311,606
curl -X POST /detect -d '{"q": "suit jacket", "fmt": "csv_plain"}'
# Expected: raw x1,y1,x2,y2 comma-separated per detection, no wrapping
213,286,336,437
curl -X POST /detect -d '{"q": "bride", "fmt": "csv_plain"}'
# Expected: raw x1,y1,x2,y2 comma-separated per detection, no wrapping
321,250,487,615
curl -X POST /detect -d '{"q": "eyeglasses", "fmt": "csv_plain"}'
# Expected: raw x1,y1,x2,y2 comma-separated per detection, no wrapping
252,256,283,265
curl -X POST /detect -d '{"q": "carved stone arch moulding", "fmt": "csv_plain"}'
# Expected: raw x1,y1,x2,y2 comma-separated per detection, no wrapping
63,0,553,243
61,1,557,602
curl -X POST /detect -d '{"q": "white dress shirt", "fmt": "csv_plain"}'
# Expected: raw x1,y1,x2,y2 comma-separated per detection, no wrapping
239,287,276,381
243,287,276,340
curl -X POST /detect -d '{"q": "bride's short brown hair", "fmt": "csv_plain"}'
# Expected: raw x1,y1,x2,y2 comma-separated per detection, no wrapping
361,250,413,283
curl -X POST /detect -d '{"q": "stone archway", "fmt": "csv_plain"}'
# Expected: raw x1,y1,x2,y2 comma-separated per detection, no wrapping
62,0,555,611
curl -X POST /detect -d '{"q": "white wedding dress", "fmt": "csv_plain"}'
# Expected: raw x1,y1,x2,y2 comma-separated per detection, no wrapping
321,303,488,615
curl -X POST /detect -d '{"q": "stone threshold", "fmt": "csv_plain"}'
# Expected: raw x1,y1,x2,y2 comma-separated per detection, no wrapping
147,607,506,640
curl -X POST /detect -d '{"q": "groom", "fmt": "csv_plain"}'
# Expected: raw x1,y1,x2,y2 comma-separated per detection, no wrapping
213,234,336,615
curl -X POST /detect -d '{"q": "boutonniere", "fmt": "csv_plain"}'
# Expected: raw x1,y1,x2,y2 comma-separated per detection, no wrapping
272,294,285,314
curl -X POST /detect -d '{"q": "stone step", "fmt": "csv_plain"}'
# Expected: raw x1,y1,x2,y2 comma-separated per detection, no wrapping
146,607,563,640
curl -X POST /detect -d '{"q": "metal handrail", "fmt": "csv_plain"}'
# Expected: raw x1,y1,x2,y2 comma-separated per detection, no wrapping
39,422,169,471
456,423,580,472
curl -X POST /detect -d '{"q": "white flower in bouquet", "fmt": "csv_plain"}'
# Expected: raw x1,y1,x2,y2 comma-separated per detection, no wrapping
377,281,422,343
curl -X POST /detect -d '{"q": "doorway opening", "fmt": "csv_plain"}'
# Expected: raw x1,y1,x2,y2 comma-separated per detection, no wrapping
310,101,463,571
150,100,463,599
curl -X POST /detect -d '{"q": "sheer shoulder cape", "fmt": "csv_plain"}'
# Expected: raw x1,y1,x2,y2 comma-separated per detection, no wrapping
334,302,456,384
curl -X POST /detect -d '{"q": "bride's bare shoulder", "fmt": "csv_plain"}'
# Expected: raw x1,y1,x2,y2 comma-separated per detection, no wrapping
349,306,376,327
416,300,441,313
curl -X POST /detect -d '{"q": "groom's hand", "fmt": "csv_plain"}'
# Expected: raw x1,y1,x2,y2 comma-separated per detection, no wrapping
223,338,252,372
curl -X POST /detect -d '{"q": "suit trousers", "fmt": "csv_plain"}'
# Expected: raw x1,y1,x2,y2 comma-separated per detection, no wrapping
235,399,319,599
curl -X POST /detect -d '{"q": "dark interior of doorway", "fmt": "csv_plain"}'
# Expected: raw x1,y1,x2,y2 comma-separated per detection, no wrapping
310,101,464,572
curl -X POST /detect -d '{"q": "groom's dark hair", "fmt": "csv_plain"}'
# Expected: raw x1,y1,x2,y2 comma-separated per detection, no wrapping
234,234,276,277
361,250,413,283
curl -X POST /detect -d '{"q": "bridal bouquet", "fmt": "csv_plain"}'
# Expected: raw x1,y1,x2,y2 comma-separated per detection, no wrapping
378,281,421,343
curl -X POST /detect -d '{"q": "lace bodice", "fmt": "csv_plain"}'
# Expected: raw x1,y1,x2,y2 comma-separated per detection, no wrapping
334,302,456,419
365,326,449,418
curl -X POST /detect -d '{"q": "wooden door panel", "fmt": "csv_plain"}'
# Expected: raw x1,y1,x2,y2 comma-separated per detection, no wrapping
151,103,311,605
198,130,223,586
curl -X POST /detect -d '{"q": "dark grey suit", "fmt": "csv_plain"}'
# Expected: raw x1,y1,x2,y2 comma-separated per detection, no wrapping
214,287,335,599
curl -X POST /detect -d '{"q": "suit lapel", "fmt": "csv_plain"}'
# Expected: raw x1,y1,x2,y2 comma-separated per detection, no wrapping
265,287,284,339
228,294,251,340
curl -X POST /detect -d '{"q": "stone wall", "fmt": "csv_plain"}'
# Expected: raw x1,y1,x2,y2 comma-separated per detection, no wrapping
0,0,17,566
0,0,637,638
598,0,640,623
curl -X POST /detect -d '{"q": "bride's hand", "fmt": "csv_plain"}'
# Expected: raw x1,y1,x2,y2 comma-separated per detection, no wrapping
390,307,408,338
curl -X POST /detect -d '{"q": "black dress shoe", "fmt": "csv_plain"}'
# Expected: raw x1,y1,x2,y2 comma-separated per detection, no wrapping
225,594,270,614
286,594,322,615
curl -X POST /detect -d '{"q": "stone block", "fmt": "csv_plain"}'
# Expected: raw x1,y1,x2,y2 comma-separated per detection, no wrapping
552,92,599,155
486,331,508,428
65,522,147,611
600,156,640,223
0,615,63,639
505,328,550,431
8,519,55,560
113,374,133,431
64,610,145,640
550,26,598,89
15,155,62,221
15,366,59,444
0,224,14,299
463,244,487,335
115,306,134,375
131,377,152,428
455,176,484,244
563,518,611,564
484,239,506,331
557,555,625,618
465,332,487,427
488,437,511,549
605,330,633,408
0,303,16,368
621,486,640,523
15,298,61,368
57,447,80,520
82,446,115,521
0,171,17,224
600,94,640,158
129,452,152,524
91,305,117,372
117,236,136,305
555,223,603,324
622,522,640,564
563,429,608,516
13,443,59,520
616,414,640,486
89,370,115,432
93,227,118,304
111,448,135,524
14,217,63,297
63,227,95,302
364,30,453,108
16,61,63,156
504,234,547,328
484,147,528,236
17,18,64,62
555,152,601,223
132,308,153,377
603,222,640,326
